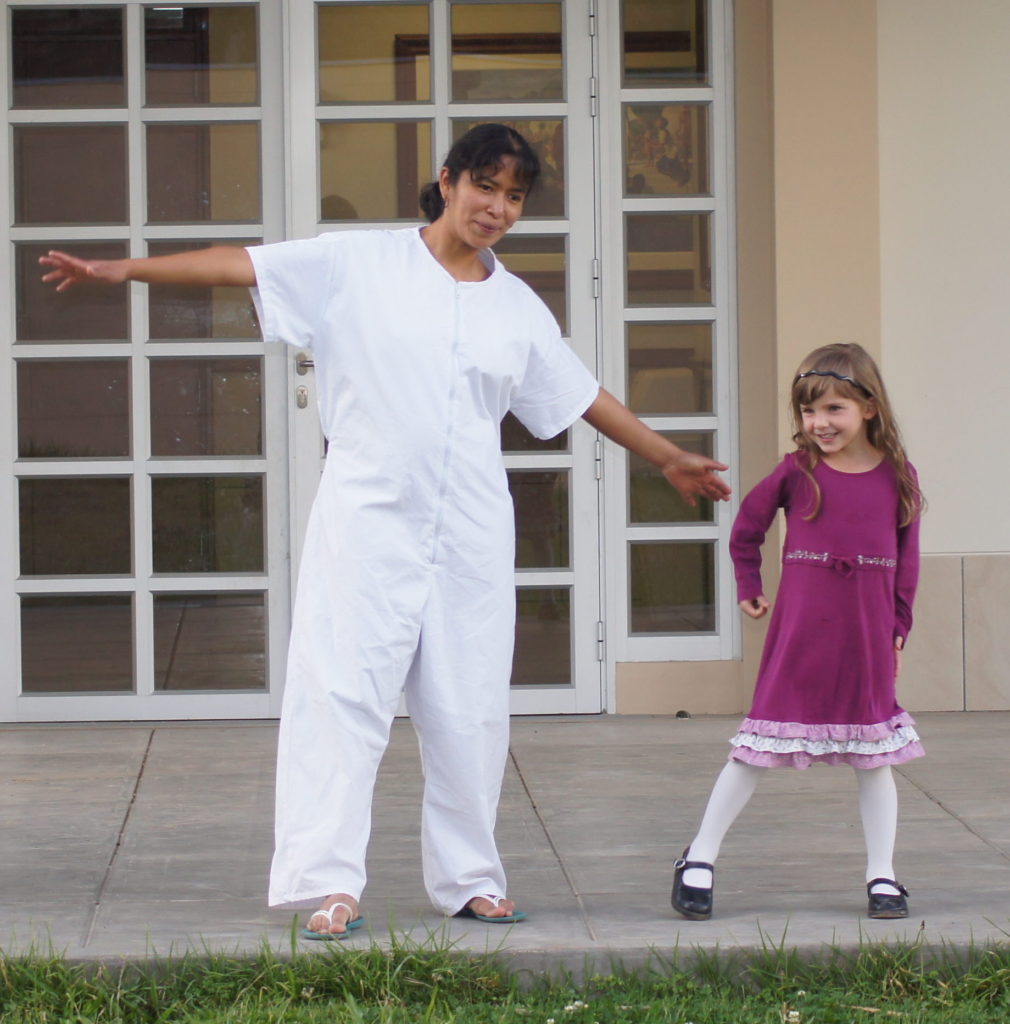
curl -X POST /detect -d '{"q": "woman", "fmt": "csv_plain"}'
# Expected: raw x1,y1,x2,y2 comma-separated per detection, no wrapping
41,123,730,938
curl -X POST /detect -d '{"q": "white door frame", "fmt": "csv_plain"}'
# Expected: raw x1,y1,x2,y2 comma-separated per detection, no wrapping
596,0,740,709
3,0,290,721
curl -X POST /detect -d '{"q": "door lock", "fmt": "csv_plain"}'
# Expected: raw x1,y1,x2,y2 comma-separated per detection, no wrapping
295,384,309,409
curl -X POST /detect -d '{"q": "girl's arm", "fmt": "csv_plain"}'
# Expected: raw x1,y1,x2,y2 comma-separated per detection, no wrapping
581,387,730,506
893,513,920,645
39,246,256,291
729,458,791,604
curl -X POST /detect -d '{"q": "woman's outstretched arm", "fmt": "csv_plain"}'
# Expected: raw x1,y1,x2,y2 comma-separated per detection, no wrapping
39,245,256,291
582,387,731,506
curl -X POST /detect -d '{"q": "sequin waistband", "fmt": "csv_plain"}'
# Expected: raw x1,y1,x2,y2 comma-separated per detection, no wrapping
783,549,897,575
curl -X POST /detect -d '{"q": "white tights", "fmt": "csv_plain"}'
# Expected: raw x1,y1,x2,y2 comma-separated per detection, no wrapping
682,761,901,895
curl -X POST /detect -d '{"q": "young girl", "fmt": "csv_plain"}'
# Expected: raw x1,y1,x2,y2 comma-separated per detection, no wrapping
672,343,924,921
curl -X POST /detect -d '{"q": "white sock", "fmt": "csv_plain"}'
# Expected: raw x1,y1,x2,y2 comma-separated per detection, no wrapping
682,760,766,887
855,765,901,895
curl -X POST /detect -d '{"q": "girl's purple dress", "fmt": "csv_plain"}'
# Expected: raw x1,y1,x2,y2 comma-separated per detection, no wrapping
729,453,923,769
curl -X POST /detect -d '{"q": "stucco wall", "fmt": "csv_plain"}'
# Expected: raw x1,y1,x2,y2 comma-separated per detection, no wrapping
877,0,1010,555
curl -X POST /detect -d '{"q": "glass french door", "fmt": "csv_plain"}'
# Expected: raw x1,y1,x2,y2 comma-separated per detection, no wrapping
1,0,736,722
2,0,290,720
286,0,605,714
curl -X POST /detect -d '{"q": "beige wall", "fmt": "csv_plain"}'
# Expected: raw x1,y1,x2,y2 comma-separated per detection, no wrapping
618,0,1010,715
877,0,1010,555
771,0,882,452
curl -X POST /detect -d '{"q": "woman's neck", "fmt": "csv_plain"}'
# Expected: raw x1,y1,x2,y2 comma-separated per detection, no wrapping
420,221,490,282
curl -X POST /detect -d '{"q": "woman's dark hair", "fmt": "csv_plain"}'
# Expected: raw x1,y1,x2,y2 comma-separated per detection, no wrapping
419,123,540,222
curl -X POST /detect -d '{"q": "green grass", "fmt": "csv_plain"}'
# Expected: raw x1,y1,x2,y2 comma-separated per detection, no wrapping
3,930,1010,1023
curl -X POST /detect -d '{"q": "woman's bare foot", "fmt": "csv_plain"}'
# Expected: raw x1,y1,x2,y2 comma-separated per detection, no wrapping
456,894,526,922
466,895,515,918
305,893,359,936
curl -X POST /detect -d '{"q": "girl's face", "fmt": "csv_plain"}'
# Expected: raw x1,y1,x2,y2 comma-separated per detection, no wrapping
439,157,527,250
800,386,876,458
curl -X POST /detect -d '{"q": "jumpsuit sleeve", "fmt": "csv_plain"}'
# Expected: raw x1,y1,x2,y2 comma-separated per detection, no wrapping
507,300,600,440
246,235,339,351
893,466,922,643
729,457,793,603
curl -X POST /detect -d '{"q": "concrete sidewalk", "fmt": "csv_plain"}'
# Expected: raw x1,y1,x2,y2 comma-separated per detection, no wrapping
2,713,1009,973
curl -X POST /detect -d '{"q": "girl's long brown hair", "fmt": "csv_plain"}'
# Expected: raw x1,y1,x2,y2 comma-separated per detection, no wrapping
790,343,924,526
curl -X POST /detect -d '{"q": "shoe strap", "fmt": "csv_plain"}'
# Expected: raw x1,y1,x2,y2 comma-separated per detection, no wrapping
867,877,908,896
675,857,714,872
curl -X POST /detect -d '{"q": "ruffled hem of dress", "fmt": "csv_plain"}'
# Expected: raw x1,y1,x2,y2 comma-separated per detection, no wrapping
727,712,924,769
729,740,925,770
735,711,916,743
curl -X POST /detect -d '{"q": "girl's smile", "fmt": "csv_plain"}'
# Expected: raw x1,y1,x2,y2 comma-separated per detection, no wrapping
800,387,877,461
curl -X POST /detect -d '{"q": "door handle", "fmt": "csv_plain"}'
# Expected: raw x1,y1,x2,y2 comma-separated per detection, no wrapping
296,353,314,375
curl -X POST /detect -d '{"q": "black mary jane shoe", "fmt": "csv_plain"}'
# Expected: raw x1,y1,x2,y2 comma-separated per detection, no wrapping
671,847,714,920
866,877,909,919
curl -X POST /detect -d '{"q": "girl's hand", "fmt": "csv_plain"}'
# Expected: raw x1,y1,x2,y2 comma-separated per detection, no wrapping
894,636,904,679
739,595,770,619
661,451,731,506
39,250,129,291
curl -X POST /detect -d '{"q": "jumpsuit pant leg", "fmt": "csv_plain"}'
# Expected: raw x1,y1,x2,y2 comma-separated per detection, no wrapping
404,563,515,915
268,521,426,910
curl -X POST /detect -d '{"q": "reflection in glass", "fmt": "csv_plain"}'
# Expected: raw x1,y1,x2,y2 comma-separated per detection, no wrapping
501,413,566,453
20,478,131,575
21,596,133,693
621,0,708,87
493,235,567,332
629,541,715,633
18,360,130,459
319,121,431,221
145,6,259,105
451,3,562,101
148,240,260,339
509,471,570,569
12,7,125,108
319,4,430,103
151,358,262,456
147,124,261,222
513,587,571,685
152,476,264,573
629,432,714,524
626,213,711,305
452,118,564,218
17,243,129,343
627,322,713,415
625,103,709,196
14,126,128,225
154,593,266,690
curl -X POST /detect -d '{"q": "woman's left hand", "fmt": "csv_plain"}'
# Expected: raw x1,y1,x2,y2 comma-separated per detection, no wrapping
580,388,730,505
661,451,732,506
894,636,904,679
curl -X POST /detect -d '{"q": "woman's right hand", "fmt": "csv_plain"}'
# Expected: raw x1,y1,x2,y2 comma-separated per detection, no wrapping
39,250,128,291
739,595,770,620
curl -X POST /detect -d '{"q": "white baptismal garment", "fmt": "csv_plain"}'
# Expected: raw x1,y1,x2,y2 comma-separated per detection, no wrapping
248,228,600,912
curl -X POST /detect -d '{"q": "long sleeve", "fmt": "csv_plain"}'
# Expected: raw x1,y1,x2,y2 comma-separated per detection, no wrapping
893,509,921,643
729,457,792,603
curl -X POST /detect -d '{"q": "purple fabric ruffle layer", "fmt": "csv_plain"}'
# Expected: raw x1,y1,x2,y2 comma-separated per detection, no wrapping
729,741,925,770
727,710,925,770
734,711,917,742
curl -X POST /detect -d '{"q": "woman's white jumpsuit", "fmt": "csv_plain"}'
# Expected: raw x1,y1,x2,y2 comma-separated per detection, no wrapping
248,228,599,913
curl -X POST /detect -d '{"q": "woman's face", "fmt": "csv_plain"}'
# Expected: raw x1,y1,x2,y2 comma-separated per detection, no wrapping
439,157,527,249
